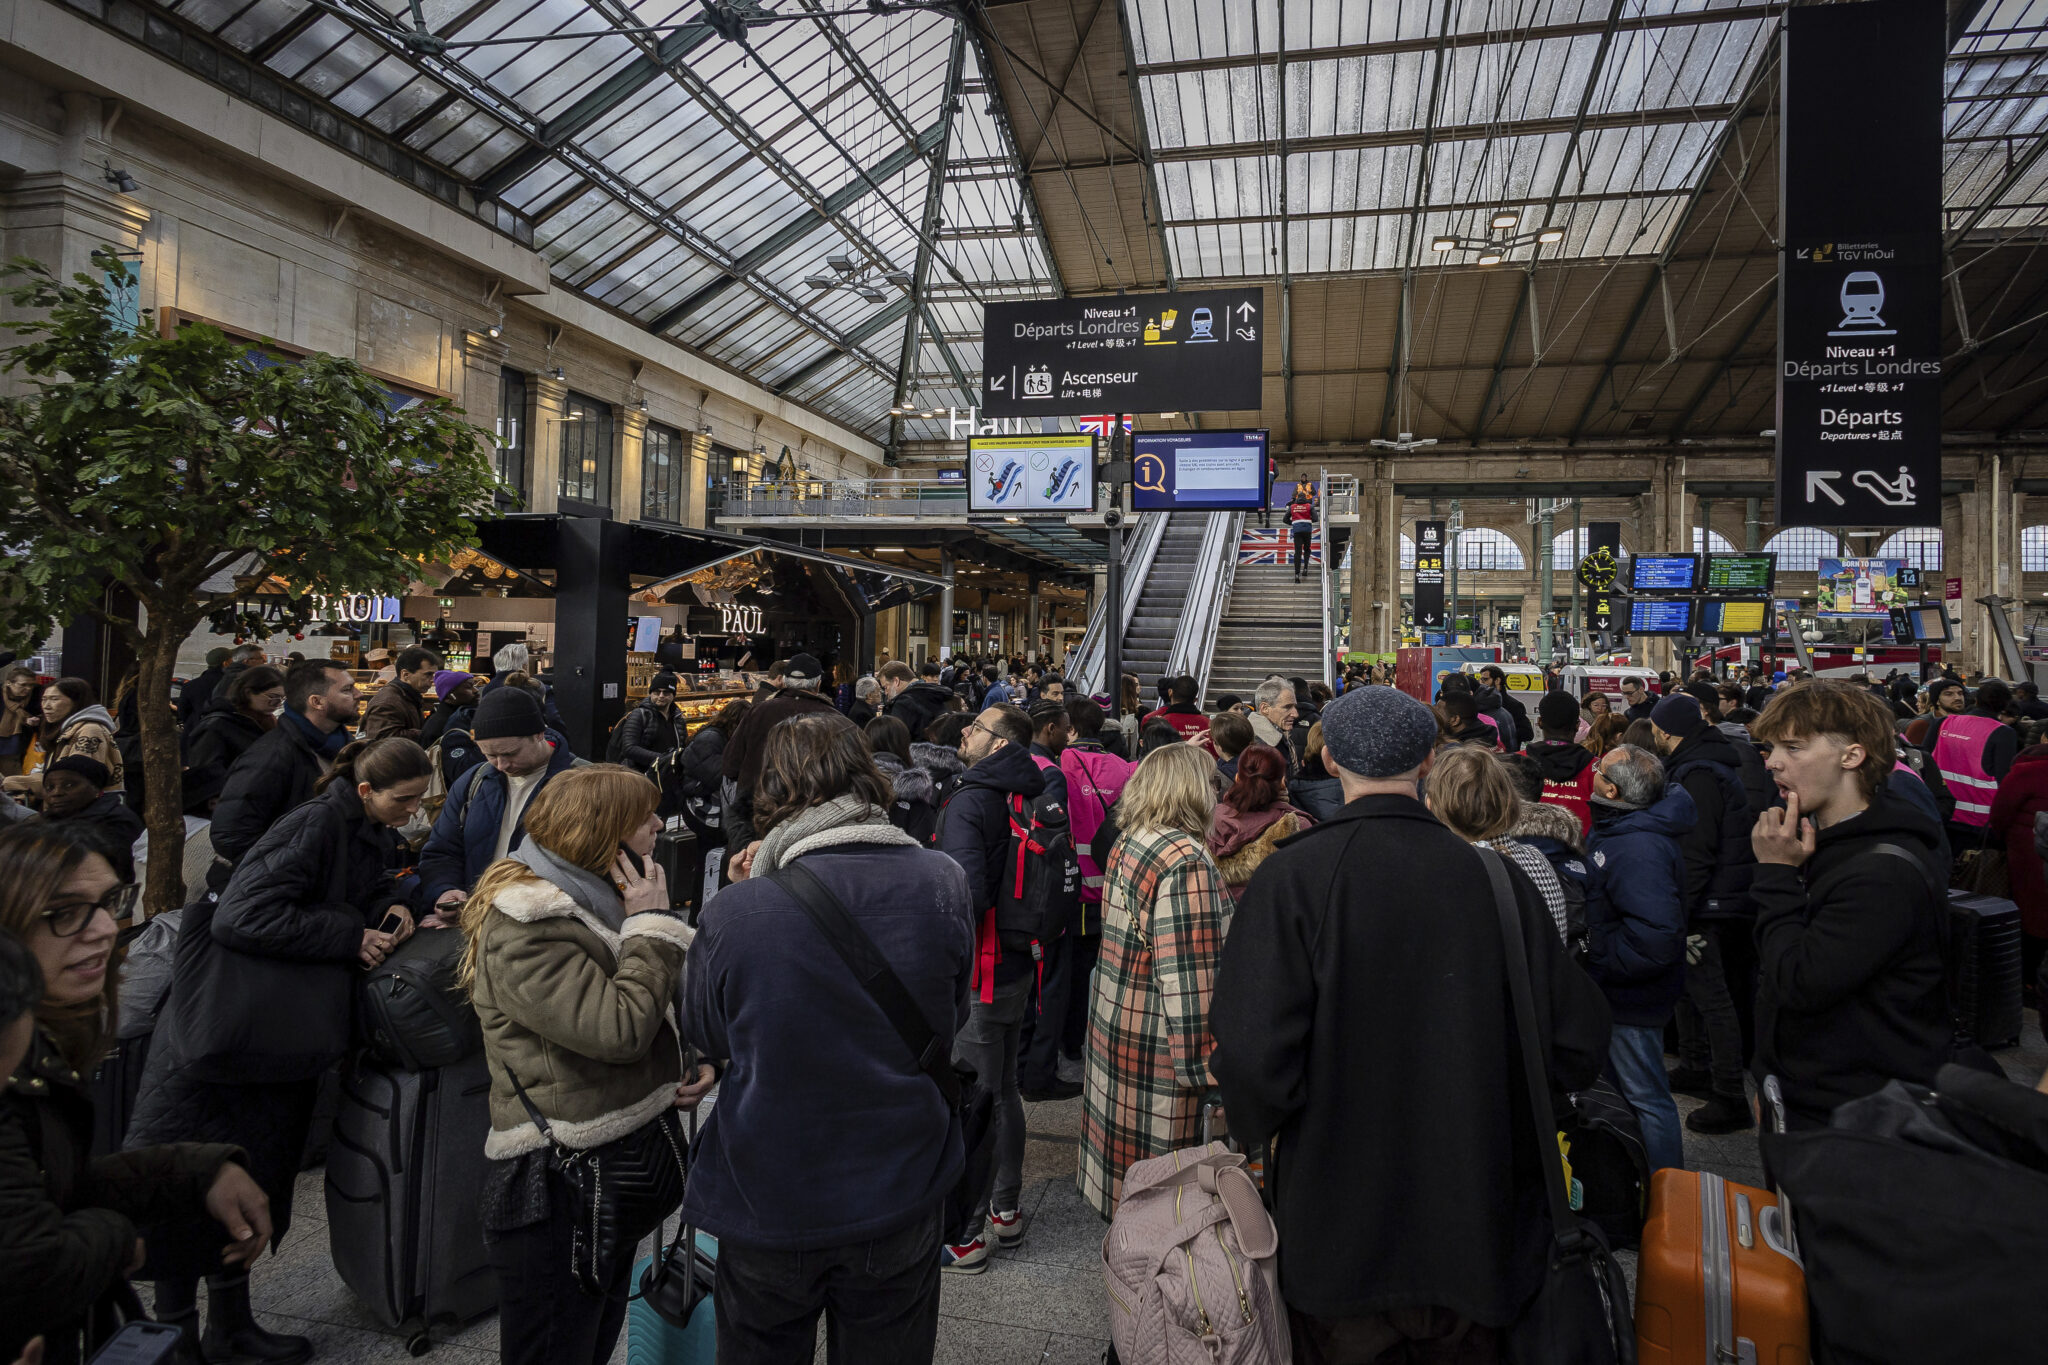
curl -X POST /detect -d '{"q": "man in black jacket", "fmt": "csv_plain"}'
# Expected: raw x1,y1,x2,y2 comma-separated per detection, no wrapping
1620,675,1656,721
878,660,952,742
1748,682,1953,1130
1212,685,1610,1350
934,702,1044,1274
1479,665,1533,748
177,647,231,729
722,655,848,847
207,660,357,890
1649,693,1758,1134
608,672,680,772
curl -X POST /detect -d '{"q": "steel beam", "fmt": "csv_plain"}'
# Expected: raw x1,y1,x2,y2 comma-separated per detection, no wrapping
1381,1,1457,441
892,26,973,461
1116,0,1176,290
1671,286,1777,437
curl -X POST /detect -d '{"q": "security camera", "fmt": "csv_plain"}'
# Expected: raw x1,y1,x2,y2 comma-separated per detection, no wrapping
1103,508,1124,528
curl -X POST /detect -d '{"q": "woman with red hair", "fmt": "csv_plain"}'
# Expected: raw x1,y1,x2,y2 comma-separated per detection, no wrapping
1204,743,1314,902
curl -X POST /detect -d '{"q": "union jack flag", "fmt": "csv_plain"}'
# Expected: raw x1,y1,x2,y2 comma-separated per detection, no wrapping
1076,415,1134,436
1239,528,1322,565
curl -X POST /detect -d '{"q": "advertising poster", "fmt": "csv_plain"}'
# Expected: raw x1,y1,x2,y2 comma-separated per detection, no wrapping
967,434,1095,513
1815,558,1910,616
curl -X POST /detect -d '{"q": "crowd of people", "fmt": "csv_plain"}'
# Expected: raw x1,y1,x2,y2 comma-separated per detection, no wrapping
3,632,2046,1365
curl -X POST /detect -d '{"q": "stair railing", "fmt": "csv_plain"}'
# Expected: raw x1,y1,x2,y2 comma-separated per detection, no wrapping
1069,511,1166,696
1170,511,1244,706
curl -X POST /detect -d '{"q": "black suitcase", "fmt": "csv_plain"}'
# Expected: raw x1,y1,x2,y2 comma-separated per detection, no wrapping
325,1053,497,1351
1947,890,2023,1049
358,927,484,1072
653,827,697,913
88,1031,151,1160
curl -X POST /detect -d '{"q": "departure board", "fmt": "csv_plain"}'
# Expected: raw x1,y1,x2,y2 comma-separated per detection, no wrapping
1629,599,1696,635
1704,553,1776,593
1698,599,1769,635
1629,554,1700,592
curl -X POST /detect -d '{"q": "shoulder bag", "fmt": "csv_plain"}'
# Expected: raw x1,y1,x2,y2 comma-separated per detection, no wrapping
1478,849,1636,1365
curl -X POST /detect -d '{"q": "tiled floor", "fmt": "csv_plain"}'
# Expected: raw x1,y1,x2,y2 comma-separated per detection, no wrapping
194,1013,2046,1364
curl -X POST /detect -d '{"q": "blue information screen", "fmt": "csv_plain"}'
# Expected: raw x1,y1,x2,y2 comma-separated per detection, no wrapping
1630,555,1700,591
1131,430,1269,511
1629,599,1695,634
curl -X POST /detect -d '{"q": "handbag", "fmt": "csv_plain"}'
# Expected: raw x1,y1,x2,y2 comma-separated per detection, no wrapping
768,861,998,1245
505,1066,689,1295
635,1106,715,1331
1477,850,1637,1365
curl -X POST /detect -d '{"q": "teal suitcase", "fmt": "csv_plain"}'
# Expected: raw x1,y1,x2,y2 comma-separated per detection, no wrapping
626,1230,719,1365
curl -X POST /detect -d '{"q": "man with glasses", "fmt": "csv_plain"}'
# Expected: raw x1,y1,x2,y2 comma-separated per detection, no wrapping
208,659,359,891
934,703,1044,1274
1620,676,1657,722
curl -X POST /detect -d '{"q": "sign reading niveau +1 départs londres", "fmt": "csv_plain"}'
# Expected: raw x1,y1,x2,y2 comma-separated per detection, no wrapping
979,289,1265,418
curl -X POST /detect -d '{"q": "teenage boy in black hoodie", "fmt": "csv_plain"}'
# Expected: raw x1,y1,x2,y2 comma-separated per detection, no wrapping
1526,690,1597,836
1748,682,1953,1130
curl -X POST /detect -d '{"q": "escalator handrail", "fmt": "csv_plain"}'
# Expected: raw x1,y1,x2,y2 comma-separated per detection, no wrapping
1069,511,1166,695
1172,511,1243,706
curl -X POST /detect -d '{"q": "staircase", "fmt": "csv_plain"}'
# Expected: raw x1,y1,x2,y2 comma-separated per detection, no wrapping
1206,563,1327,700
1119,512,1209,687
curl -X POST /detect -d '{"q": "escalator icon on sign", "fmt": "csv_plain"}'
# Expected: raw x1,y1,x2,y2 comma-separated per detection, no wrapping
1853,466,1918,507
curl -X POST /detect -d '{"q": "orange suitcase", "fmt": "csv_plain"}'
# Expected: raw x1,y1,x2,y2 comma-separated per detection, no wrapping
1635,1168,1809,1365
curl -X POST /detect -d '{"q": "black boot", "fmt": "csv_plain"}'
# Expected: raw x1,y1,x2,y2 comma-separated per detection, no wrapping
154,1277,206,1365
1686,1091,1756,1135
202,1272,312,1365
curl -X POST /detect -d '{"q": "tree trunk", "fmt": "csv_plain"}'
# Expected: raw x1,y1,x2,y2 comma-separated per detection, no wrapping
135,623,188,918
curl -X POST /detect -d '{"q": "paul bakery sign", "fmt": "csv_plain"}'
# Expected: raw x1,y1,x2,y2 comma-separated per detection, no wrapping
316,593,402,624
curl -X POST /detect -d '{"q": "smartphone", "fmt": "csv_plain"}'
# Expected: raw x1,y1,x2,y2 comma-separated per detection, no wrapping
619,845,647,877
90,1321,184,1365
377,909,406,936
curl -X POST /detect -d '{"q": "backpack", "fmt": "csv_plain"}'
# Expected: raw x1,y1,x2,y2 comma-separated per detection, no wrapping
994,790,1082,957
604,708,638,766
1102,1141,1289,1364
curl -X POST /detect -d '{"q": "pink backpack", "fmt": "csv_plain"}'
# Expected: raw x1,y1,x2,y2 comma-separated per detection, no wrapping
1103,1142,1290,1364
1061,745,1135,907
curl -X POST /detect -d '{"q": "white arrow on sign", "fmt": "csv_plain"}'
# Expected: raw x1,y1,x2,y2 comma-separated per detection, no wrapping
989,373,1007,393
1806,470,1845,506
1235,301,1258,320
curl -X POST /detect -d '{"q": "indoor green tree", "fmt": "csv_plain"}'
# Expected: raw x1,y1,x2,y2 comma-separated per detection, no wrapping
0,248,499,914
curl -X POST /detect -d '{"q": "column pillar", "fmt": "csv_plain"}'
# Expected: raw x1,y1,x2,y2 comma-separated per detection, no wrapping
618,407,648,523
1348,465,1378,657
529,373,568,515
1028,579,1042,663
940,548,957,658
554,516,631,759
686,432,712,528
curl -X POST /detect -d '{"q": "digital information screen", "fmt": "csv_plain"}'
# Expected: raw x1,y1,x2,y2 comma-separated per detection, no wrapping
1698,599,1770,636
1630,554,1700,592
1704,553,1776,593
1629,599,1696,635
1891,603,1951,643
967,434,1096,512
1131,430,1269,510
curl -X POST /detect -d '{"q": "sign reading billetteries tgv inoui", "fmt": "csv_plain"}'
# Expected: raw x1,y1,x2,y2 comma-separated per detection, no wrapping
1775,0,1943,529
979,289,1265,418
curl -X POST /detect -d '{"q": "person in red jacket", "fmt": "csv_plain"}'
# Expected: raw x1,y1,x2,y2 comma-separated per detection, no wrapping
1287,491,1316,582
1525,690,1598,836
1140,676,1212,742
1988,741,2048,996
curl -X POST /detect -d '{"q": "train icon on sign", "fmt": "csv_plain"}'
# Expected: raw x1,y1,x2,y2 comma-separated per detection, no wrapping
1187,307,1216,342
1828,271,1895,337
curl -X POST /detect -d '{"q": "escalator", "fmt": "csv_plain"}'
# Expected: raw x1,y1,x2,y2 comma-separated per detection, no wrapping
1118,512,1211,688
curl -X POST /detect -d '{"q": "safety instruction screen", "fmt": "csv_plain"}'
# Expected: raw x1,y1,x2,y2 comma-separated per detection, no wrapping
968,434,1096,513
1131,430,1268,510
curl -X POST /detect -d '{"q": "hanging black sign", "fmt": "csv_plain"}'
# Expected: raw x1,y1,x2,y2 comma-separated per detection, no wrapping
1414,520,1446,630
1775,0,1943,529
979,289,1265,417
1586,521,1621,631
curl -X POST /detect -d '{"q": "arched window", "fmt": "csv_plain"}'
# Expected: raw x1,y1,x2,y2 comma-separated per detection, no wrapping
1693,528,1736,554
1550,527,1632,564
1400,534,1416,569
1763,527,1844,572
1875,528,1942,571
2024,525,2048,572
1455,528,1527,571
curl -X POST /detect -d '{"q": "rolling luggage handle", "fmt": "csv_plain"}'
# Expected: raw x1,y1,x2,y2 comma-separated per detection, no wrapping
635,1101,712,1331
1757,1076,1801,1267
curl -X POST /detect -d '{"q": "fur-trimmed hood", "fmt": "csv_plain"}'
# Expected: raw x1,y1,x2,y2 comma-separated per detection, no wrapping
909,741,965,787
1511,798,1585,854
1210,806,1307,893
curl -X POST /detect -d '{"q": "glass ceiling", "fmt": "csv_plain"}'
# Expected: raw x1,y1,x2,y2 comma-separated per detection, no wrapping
133,0,2048,445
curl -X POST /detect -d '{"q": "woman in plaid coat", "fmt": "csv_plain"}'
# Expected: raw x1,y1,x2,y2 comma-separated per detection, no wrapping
1077,743,1235,1218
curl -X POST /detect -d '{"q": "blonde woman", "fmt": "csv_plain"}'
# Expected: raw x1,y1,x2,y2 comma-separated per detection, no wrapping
1427,745,1575,945
1078,742,1234,1218
458,765,711,1365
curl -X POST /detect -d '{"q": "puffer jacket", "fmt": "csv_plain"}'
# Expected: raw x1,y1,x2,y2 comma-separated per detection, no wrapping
883,680,955,743
1585,785,1698,1026
0,1028,242,1365
1663,726,1758,923
873,751,939,845
680,721,728,797
206,712,332,890
182,700,269,791
469,871,694,1157
610,700,679,772
1206,802,1312,900
418,733,585,906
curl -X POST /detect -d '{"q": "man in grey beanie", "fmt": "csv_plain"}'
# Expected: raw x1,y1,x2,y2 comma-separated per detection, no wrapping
1209,686,1611,1353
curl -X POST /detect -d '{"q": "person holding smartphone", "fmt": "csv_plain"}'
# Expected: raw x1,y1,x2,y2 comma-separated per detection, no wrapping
0,826,272,1365
125,737,432,1364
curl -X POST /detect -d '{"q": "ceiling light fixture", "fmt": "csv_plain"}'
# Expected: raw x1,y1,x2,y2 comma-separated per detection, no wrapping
1430,236,1457,252
1477,251,1503,266
805,251,909,303
1537,228,1565,244
1491,211,1519,230
102,161,138,194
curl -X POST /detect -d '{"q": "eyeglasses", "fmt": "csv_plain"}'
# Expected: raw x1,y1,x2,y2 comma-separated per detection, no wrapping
41,884,139,936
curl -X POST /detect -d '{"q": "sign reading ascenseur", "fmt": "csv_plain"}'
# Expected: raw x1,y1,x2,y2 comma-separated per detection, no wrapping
980,289,1265,417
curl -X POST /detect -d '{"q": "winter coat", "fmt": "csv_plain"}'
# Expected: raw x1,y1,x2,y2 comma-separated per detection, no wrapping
48,795,145,880
178,664,225,728
358,680,430,743
1751,785,1953,1126
935,742,1045,991
17,707,123,793
1291,771,1346,822
1989,745,2048,939
469,870,692,1158
873,751,939,845
680,722,728,796
883,681,954,742
1663,727,1758,923
150,780,417,1083
1585,786,1698,1027
721,687,847,801
680,837,974,1249
1473,687,1521,753
182,701,269,791
1508,798,1589,946
909,742,967,815
418,733,585,906
1499,690,1534,747
1210,793,1611,1325
0,1027,243,1365
609,699,679,772
846,700,877,729
1717,720,1780,817
1205,801,1312,901
1526,739,1597,836
205,712,333,891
